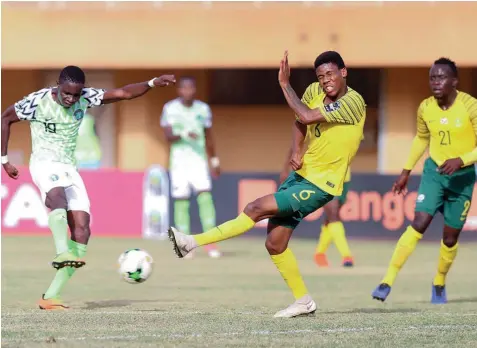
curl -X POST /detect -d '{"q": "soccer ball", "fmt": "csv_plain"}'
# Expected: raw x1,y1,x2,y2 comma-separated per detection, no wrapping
118,248,154,284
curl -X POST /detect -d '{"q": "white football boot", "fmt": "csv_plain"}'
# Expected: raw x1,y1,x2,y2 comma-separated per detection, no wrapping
273,295,317,318
168,227,198,258
184,250,195,259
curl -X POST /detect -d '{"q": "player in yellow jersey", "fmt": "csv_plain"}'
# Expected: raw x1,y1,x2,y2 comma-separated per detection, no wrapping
168,51,365,318
372,58,477,304
280,82,354,268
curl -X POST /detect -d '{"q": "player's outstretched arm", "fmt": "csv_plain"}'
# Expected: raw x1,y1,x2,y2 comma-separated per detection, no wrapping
102,75,176,104
278,51,326,125
1,105,21,179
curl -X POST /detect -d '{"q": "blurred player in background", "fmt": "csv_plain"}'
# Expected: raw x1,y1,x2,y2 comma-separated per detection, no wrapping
168,51,366,317
75,112,102,170
161,77,221,259
280,146,354,268
1,66,175,309
372,58,477,304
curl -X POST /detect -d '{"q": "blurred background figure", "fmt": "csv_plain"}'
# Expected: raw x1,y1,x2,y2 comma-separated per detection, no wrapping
75,113,102,170
160,77,221,259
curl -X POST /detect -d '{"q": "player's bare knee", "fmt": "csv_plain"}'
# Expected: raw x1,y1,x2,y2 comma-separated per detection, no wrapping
265,238,287,255
327,212,340,223
243,200,264,221
442,235,458,248
45,187,68,210
72,225,90,244
442,226,460,248
411,212,432,233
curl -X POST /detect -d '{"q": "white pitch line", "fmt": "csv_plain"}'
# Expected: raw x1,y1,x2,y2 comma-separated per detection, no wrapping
3,311,477,316
2,325,477,343
1,310,263,316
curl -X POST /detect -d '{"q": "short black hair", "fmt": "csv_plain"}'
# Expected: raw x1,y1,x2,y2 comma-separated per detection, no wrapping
433,57,458,78
179,76,196,84
314,51,346,70
59,66,86,84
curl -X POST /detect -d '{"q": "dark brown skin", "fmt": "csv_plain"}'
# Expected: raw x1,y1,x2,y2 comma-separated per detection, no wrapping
205,127,220,178
1,72,176,245
1,105,20,179
278,50,348,125
280,121,307,184
392,63,462,246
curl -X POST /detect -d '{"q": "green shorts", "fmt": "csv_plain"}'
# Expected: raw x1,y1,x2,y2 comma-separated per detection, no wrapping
415,158,476,229
271,172,334,229
335,181,350,205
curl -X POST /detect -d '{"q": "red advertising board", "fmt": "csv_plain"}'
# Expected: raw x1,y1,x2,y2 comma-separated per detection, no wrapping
1,168,144,237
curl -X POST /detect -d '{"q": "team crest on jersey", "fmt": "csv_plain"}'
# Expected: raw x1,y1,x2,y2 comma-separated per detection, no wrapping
74,109,84,121
324,101,341,112
50,174,59,182
455,119,462,127
196,114,205,122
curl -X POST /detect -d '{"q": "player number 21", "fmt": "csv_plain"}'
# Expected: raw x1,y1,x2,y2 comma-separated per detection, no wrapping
439,130,451,145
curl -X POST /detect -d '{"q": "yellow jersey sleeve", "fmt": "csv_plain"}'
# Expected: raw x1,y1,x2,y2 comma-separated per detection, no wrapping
416,100,430,138
319,90,365,124
460,95,477,166
465,96,477,136
296,82,322,121
301,82,322,105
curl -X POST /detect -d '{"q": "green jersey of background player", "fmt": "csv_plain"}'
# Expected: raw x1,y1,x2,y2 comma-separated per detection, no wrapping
161,76,221,258
1,65,175,310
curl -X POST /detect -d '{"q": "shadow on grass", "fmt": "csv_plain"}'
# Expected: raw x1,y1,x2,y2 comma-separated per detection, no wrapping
83,299,161,309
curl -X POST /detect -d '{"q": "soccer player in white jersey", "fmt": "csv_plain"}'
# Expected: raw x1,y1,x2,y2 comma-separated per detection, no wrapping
160,77,221,259
1,66,175,310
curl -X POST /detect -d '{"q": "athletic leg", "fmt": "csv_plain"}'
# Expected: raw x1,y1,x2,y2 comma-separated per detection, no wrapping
266,221,317,318
432,175,473,304
196,190,221,258
314,206,332,267
373,159,443,301
168,193,276,258
39,166,90,308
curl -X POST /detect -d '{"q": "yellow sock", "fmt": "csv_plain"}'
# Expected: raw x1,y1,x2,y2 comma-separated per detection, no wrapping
315,224,333,254
193,212,255,246
270,248,308,300
328,221,352,258
382,225,422,286
433,240,458,286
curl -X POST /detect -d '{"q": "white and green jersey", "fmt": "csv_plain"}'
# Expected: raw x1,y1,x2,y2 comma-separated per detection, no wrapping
14,87,105,165
160,98,212,169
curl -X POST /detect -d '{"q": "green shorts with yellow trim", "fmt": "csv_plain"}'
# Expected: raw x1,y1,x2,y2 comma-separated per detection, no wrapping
415,158,476,230
271,171,334,229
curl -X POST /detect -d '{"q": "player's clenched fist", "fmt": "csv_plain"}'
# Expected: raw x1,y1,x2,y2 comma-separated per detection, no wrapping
154,75,176,87
2,162,19,179
289,152,303,171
